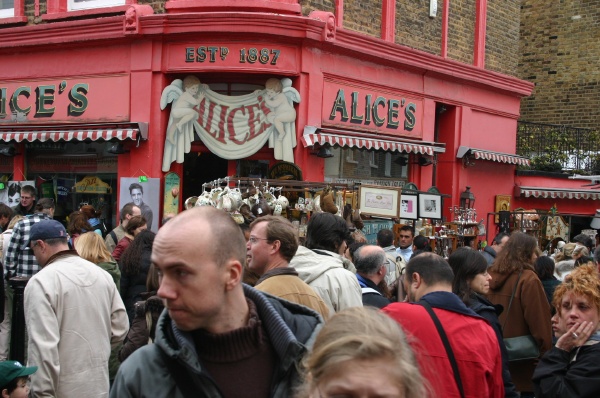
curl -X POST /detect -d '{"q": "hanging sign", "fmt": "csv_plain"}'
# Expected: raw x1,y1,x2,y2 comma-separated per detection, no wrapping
161,76,301,172
163,172,181,217
74,176,112,194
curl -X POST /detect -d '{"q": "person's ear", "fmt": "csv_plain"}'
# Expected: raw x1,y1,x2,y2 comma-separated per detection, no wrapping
411,272,421,288
224,259,243,291
2,388,9,398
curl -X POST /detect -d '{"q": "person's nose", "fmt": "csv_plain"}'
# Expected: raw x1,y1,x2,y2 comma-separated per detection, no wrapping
157,277,176,300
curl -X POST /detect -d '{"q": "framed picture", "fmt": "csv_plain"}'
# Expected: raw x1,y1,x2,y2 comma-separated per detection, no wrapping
119,177,160,232
495,194,512,223
418,193,442,219
399,194,418,220
358,185,401,218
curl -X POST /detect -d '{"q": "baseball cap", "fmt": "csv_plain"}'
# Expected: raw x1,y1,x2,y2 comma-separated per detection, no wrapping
0,361,37,388
26,219,67,247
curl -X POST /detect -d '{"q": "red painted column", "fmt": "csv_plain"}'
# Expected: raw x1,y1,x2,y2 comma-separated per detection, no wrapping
335,0,344,28
474,0,487,67
441,0,449,58
381,0,396,42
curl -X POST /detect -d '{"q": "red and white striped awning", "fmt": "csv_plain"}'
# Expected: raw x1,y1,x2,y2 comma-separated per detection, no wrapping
301,127,445,155
456,146,529,166
0,128,139,143
516,186,600,200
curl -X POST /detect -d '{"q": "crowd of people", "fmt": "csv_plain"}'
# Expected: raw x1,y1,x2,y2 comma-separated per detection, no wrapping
0,184,600,397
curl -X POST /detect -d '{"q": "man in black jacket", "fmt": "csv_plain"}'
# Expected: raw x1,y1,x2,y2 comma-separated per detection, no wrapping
354,245,391,309
111,206,322,398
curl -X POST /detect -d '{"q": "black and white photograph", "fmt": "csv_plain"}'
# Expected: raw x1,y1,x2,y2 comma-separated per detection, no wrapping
418,193,442,219
119,177,160,232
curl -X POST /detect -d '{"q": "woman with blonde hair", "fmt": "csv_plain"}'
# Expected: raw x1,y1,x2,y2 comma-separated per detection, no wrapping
74,232,120,290
297,306,428,398
533,265,600,397
486,232,552,397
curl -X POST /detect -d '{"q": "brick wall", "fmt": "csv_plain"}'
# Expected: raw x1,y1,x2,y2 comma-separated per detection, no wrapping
301,0,520,77
519,0,600,129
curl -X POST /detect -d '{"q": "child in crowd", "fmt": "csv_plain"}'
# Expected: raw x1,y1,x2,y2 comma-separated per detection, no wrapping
0,361,37,398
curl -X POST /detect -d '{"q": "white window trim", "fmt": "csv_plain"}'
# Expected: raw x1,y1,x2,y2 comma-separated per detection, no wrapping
384,153,392,177
345,148,358,164
0,7,14,17
68,0,123,11
369,151,378,168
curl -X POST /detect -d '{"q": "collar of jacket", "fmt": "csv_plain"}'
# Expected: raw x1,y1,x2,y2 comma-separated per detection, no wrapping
156,284,321,373
356,273,380,292
419,291,479,318
255,266,298,285
483,245,497,257
45,250,80,267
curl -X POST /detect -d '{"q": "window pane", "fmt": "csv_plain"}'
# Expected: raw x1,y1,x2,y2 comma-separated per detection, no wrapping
325,148,408,186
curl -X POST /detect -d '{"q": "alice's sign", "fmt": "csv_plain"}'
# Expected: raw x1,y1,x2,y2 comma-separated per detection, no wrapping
0,75,130,124
161,76,300,172
322,81,423,138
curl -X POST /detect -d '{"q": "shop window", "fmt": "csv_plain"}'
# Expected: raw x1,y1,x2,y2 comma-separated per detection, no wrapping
0,0,14,17
325,147,408,185
369,151,378,168
68,0,124,11
0,0,26,23
25,141,118,229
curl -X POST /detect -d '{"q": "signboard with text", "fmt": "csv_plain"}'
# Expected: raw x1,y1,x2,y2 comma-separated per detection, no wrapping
165,43,298,73
0,75,130,124
322,80,423,138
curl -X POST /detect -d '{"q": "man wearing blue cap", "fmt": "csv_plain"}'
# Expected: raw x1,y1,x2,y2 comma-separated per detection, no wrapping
24,220,128,397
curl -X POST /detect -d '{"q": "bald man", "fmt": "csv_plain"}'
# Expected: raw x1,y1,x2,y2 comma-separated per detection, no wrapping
111,207,322,397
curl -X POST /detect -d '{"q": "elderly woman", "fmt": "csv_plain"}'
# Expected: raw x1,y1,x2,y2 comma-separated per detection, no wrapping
296,306,428,398
532,265,600,397
486,232,552,397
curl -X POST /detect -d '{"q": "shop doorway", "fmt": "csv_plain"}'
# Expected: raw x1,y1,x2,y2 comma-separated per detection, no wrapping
182,151,228,200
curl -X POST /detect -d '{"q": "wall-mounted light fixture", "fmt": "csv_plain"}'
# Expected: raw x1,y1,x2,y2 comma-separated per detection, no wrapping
460,186,476,209
0,145,16,157
394,154,434,167
311,144,334,158
107,142,129,155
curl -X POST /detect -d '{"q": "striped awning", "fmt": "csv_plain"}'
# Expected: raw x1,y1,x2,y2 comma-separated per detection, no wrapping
457,146,530,166
0,123,148,143
301,126,445,156
516,186,600,200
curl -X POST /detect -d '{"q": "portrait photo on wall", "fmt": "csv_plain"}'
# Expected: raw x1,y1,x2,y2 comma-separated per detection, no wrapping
119,177,160,232
418,193,442,220
399,194,418,220
0,181,36,207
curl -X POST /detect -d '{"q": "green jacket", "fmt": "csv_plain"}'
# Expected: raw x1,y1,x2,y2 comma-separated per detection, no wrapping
97,260,121,292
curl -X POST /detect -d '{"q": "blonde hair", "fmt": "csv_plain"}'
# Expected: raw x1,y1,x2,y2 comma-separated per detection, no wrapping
7,215,23,230
554,242,577,263
74,232,113,264
553,264,600,317
298,306,428,398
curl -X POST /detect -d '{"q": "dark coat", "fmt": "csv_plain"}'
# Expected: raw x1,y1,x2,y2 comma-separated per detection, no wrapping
111,284,322,398
118,294,163,362
470,294,519,398
486,268,552,393
356,274,391,309
120,249,151,322
533,342,600,397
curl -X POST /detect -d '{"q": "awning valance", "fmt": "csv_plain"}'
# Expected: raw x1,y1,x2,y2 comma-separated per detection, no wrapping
457,146,529,166
515,186,600,200
0,123,148,143
301,126,445,156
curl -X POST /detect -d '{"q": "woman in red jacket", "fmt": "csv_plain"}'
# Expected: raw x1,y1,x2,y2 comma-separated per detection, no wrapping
112,215,147,264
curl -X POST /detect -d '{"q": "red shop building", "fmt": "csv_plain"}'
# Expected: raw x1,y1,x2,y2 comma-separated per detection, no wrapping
0,0,549,236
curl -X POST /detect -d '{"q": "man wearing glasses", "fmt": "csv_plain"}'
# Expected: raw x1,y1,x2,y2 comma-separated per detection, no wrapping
11,185,36,217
